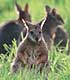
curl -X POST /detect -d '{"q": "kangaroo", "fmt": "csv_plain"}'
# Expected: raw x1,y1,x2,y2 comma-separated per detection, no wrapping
38,5,66,50
0,2,31,54
9,19,49,74
54,26,68,47
52,8,70,53
49,8,69,48
38,8,63,51
45,6,70,54
15,2,31,23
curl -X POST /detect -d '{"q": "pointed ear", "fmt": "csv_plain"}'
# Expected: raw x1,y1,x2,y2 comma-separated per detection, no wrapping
52,8,57,15
24,3,29,13
52,8,64,24
45,5,51,14
15,1,22,14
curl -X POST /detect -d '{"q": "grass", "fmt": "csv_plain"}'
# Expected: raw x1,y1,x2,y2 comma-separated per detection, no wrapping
0,0,70,80
0,40,70,80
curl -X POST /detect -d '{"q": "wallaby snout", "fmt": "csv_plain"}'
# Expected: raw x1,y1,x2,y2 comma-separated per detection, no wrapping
28,26,42,43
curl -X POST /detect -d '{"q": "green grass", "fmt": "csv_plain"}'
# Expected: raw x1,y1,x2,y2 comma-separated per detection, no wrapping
0,0,70,80
0,40,70,80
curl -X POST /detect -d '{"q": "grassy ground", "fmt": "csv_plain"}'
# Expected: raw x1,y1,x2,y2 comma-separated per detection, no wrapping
0,0,70,80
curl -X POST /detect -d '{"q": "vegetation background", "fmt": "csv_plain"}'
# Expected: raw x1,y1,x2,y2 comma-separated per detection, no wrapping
0,0,70,80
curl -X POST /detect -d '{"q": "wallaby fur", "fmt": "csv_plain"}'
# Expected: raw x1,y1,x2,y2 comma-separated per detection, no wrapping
9,20,50,74
0,2,31,54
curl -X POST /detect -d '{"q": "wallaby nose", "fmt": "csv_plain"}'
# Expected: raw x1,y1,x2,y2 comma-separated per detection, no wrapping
35,37,38,41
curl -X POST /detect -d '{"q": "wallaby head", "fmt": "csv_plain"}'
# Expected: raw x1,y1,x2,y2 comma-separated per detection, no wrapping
27,23,41,43
15,2,31,22
21,19,42,44
28,25,41,42
42,6,64,39
52,8,64,24
45,5,64,24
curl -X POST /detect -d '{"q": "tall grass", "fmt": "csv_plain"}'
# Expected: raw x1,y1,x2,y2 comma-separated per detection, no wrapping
0,0,70,80
0,40,70,80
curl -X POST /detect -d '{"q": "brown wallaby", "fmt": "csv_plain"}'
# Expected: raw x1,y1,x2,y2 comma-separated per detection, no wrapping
15,2,31,22
49,8,69,48
37,7,64,51
0,2,31,54
38,6,69,50
54,26,68,47
9,19,50,74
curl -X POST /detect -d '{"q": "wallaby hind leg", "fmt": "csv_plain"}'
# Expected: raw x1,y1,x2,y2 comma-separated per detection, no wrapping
9,51,29,74
10,56,21,74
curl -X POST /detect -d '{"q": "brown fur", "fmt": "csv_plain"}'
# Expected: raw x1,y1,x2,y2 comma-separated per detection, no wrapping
9,21,49,74
44,6,69,50
15,2,31,22
43,6,70,54
38,6,64,50
0,2,32,54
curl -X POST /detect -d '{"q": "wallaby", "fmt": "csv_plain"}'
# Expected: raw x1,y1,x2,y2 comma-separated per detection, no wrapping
37,7,64,51
9,19,50,74
15,2,31,22
38,6,67,50
0,2,31,54
54,26,68,47
49,8,69,48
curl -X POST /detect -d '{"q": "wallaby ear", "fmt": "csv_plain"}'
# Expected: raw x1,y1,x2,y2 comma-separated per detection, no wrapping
15,1,22,14
52,8,57,15
24,3,29,13
52,8,64,24
45,5,51,14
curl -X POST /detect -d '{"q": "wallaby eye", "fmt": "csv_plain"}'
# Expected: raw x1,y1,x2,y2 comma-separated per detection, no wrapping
30,31,33,35
35,27,37,29
39,31,41,34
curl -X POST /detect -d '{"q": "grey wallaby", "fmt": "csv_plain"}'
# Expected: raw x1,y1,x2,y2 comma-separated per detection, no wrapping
9,19,50,74
38,5,70,54
0,2,31,54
